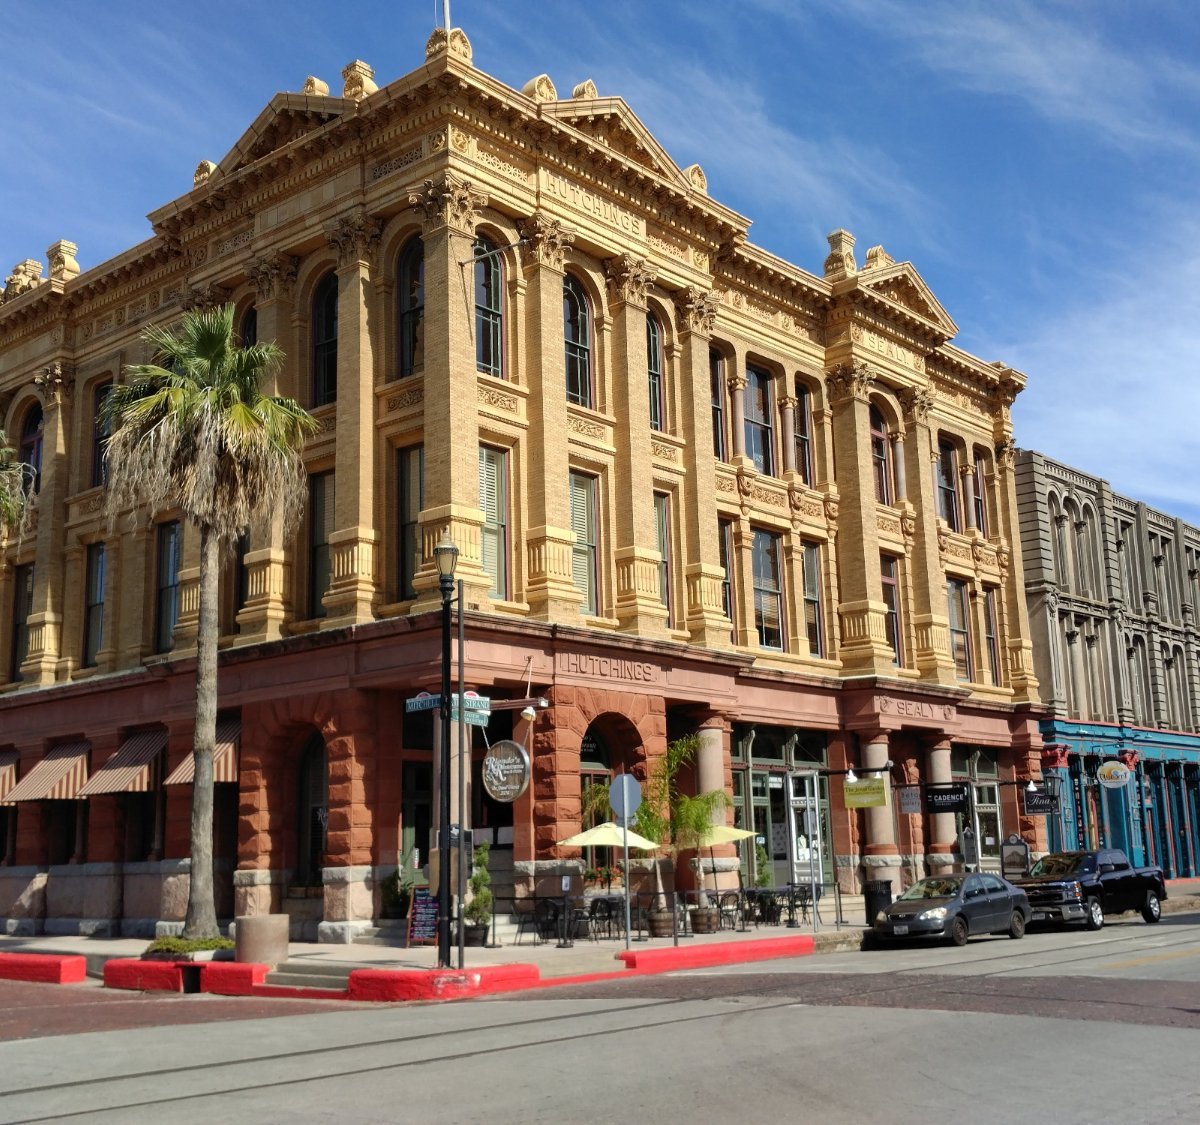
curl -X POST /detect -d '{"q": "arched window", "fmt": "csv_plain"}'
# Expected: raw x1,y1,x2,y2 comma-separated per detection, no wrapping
869,405,891,505
398,238,425,379
564,275,592,407
18,403,43,494
937,439,961,531
647,314,665,431
295,732,328,888
474,237,503,377
91,381,112,489
311,272,338,406
239,305,257,348
794,379,813,485
972,448,989,535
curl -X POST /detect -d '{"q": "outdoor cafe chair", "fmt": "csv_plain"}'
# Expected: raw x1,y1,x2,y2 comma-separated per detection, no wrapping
718,891,741,930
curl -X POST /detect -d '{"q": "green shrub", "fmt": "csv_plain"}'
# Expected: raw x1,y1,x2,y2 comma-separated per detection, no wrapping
144,935,234,955
465,841,493,926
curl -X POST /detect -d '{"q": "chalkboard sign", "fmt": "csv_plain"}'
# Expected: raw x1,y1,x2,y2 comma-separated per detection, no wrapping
407,888,439,946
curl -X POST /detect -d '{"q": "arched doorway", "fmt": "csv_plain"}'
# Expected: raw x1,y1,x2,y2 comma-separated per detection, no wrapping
294,731,328,889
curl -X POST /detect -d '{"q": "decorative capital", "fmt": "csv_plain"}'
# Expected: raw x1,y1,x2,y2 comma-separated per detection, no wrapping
34,361,74,407
518,212,575,271
824,360,875,404
425,26,473,64
603,253,655,307
247,251,300,300
898,386,934,424
823,229,857,280
324,206,383,266
408,173,487,236
180,281,231,312
673,286,718,336
46,240,79,282
341,60,377,102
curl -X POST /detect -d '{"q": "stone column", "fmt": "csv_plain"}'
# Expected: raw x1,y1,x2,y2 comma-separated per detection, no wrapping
696,711,734,892
890,431,907,502
239,251,301,641
961,463,977,531
605,254,669,638
117,523,152,667
992,434,1040,701
407,174,493,613
319,206,383,625
924,736,957,871
517,213,584,622
779,394,797,475
899,387,958,684
826,362,894,674
860,731,900,889
728,363,747,462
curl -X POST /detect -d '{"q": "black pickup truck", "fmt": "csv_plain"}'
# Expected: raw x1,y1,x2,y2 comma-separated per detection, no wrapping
1012,849,1166,930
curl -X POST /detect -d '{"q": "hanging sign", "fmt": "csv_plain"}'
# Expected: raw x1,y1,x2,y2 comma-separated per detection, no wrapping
843,776,886,808
898,787,922,815
481,739,531,803
926,783,970,814
1097,761,1131,789
1022,788,1059,815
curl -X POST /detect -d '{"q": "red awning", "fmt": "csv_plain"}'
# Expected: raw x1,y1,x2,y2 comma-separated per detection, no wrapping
4,742,90,802
0,750,20,804
164,718,240,785
78,729,167,797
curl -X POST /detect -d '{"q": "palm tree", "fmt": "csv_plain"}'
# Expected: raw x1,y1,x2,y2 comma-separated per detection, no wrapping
103,303,317,938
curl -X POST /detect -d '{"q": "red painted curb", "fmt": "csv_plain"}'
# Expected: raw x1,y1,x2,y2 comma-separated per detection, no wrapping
201,961,269,995
616,934,815,972
347,963,541,1002
104,958,183,992
0,952,87,985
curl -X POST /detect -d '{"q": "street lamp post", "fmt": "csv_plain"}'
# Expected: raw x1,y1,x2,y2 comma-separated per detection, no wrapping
434,531,459,968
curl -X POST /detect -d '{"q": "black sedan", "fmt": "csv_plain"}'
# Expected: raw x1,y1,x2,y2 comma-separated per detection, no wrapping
872,873,1032,946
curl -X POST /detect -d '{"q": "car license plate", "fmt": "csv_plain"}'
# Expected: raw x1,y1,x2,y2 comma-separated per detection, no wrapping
893,924,908,935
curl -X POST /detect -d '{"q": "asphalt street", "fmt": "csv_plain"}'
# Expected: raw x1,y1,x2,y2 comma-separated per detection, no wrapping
0,912,1197,1124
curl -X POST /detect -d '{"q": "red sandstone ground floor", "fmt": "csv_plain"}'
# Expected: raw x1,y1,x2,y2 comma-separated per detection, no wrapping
0,613,1049,940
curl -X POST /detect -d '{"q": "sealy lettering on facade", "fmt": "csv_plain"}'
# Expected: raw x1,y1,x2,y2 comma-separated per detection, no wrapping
557,652,661,683
541,172,643,235
875,696,955,721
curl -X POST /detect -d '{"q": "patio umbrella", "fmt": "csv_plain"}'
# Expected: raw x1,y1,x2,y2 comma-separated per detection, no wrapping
557,822,659,850
693,824,754,901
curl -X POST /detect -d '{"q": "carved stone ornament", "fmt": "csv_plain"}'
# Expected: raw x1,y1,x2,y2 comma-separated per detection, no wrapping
572,78,598,99
824,361,875,404
673,286,718,336
518,212,576,271
996,544,1010,576
603,254,656,306
408,174,487,235
181,282,232,312
684,164,707,193
2,259,43,302
823,229,857,279
247,251,300,300
341,60,378,101
46,239,79,282
937,527,950,554
34,362,74,406
425,26,473,63
823,496,840,523
302,75,329,96
324,207,383,266
521,74,558,103
863,244,895,270
193,160,217,188
994,437,1016,470
901,512,916,539
898,386,934,424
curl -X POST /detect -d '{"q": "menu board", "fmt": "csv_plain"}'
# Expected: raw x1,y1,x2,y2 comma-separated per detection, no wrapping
408,888,439,946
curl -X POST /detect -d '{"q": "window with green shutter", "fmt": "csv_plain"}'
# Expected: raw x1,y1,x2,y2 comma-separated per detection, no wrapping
570,471,597,615
479,445,508,599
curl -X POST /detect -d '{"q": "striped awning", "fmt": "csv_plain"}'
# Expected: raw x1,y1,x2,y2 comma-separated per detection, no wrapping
4,742,90,803
78,729,167,797
0,750,20,804
164,717,240,786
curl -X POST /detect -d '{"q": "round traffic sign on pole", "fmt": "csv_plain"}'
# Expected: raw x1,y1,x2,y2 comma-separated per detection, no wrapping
609,774,641,822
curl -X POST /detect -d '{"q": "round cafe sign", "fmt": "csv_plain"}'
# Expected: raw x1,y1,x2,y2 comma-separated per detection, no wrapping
1097,760,1131,789
482,739,531,803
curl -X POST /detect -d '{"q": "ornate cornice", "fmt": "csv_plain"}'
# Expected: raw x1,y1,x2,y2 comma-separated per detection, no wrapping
407,173,487,236
518,212,575,271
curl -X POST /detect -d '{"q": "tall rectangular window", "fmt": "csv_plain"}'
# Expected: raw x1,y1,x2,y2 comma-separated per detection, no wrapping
744,366,775,476
794,382,813,485
308,473,334,619
751,529,783,650
718,518,736,640
972,451,989,535
881,554,902,666
154,522,181,654
710,349,726,461
937,440,960,531
803,540,824,658
983,585,1001,685
474,237,503,377
647,316,665,432
479,445,508,600
870,406,891,505
9,564,33,681
91,382,112,488
83,544,106,668
397,447,423,601
570,471,598,616
654,492,672,623
947,577,972,681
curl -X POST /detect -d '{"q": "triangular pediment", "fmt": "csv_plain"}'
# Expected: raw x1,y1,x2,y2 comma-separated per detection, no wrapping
858,256,958,337
215,93,350,179
541,96,690,187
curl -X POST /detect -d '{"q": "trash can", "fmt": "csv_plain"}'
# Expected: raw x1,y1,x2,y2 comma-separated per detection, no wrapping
863,879,893,925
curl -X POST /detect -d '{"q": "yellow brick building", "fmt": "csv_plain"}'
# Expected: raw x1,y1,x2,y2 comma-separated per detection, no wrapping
0,28,1043,940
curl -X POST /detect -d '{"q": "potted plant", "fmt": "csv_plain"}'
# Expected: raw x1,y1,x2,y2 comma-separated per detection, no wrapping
463,841,493,946
381,847,420,925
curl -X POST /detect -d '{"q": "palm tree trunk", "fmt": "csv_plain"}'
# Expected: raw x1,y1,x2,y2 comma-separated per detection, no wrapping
182,524,220,938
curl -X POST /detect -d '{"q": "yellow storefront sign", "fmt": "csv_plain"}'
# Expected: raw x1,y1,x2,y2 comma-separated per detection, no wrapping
843,776,887,808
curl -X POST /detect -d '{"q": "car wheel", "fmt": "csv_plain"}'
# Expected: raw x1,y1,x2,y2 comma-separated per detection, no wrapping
1008,910,1027,939
949,915,969,946
1142,891,1162,924
1085,896,1104,930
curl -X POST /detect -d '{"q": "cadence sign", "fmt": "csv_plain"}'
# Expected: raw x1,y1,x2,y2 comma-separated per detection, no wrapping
482,739,531,803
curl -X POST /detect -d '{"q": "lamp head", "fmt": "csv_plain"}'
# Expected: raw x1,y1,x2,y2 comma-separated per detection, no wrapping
433,530,459,579
846,768,858,784
520,705,537,722
1026,778,1038,792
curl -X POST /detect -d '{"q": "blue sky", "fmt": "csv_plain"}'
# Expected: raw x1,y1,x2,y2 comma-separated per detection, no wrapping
4,1,1199,522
